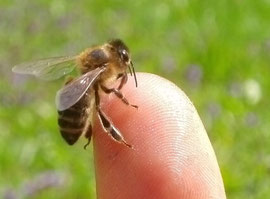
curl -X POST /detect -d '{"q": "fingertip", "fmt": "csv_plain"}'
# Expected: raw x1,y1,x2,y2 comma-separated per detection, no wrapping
93,73,226,199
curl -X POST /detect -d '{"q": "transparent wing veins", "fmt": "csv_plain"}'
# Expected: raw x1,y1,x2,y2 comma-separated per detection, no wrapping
56,66,106,111
12,56,77,80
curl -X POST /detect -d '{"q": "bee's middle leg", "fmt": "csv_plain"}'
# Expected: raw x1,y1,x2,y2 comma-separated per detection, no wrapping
94,85,132,148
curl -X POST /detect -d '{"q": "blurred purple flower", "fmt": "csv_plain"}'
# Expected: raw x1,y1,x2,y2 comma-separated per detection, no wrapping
207,102,222,119
184,64,203,86
228,82,242,98
22,171,66,197
2,171,67,199
244,112,259,127
3,188,17,199
161,55,177,73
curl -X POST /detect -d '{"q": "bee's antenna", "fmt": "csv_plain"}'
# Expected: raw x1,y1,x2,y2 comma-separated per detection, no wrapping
128,63,133,76
130,61,138,87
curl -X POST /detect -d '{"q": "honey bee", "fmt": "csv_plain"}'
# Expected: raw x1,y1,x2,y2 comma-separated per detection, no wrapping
12,39,138,149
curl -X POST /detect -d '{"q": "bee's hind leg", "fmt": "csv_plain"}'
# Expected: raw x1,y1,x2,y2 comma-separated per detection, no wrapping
83,123,92,150
94,84,132,148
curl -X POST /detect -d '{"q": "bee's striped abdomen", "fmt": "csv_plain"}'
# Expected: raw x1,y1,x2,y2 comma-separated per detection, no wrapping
58,92,90,145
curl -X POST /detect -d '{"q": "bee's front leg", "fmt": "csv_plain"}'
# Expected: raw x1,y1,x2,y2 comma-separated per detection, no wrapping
100,84,138,108
117,73,128,90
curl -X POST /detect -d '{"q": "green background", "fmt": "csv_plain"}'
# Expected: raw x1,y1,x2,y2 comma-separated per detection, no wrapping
1,0,269,198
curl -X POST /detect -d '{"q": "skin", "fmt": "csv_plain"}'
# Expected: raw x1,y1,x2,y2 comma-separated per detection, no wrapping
93,73,226,199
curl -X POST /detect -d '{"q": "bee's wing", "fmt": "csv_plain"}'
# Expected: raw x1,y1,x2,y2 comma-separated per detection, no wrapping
12,56,77,81
56,67,106,111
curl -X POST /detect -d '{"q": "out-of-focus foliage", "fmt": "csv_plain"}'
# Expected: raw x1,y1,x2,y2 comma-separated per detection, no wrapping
0,0,270,198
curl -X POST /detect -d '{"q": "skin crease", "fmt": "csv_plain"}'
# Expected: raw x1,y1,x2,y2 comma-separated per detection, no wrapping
93,73,226,199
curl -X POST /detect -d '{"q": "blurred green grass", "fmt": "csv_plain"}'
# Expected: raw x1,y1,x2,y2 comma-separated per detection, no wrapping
1,0,270,198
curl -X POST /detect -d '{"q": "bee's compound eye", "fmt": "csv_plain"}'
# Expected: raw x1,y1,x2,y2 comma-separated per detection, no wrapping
120,50,129,62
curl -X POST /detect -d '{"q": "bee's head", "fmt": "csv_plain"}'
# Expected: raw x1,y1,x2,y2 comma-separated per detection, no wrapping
109,39,137,87
109,39,131,65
